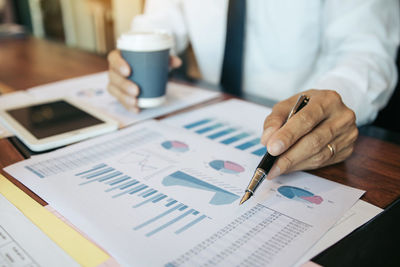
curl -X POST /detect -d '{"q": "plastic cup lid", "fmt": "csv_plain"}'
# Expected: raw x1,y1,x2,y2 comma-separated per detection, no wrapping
117,31,173,52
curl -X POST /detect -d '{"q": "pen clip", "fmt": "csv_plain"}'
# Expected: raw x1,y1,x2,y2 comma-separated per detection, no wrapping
287,94,309,121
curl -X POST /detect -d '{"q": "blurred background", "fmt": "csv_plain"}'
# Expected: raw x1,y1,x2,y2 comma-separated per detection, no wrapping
0,0,398,134
0,0,144,54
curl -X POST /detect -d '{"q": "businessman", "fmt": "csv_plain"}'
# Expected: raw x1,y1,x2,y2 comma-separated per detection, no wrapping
107,0,400,179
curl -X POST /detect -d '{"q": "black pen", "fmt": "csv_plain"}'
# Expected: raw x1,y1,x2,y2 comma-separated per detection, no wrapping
239,94,310,205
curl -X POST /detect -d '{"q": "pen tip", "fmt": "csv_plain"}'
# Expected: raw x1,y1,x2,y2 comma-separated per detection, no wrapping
239,192,252,205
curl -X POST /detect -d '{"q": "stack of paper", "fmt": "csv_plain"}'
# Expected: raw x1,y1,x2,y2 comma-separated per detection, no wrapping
5,117,366,266
162,99,383,265
2,98,381,266
0,175,112,267
0,72,220,127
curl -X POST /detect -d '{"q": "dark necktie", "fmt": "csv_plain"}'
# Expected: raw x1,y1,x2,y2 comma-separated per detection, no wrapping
220,0,246,96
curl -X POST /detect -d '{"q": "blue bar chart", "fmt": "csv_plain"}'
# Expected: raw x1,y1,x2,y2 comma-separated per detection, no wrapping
184,119,213,129
236,138,261,150
75,164,209,237
220,132,250,144
207,127,236,140
181,118,266,157
195,123,224,134
252,147,267,156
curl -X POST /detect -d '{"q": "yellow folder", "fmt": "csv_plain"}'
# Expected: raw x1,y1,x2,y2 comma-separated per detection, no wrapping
0,174,111,267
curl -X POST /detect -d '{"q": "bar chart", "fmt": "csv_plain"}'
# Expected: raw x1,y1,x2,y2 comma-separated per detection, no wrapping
182,118,267,157
76,164,210,237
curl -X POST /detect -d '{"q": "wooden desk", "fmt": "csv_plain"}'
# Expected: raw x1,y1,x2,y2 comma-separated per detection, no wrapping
0,37,108,91
1,37,400,210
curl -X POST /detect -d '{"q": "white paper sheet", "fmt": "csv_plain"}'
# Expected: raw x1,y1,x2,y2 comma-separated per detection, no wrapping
25,72,220,126
5,120,364,266
0,194,78,267
295,199,382,266
163,99,382,264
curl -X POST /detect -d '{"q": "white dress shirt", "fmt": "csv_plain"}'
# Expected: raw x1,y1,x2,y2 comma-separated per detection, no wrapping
131,0,400,125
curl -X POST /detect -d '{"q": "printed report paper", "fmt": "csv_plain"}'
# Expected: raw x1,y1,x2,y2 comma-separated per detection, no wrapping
163,99,381,264
294,199,382,266
0,190,79,267
0,174,112,267
24,72,220,126
5,119,364,266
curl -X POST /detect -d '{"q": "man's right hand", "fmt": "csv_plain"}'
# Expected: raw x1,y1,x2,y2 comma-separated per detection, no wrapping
107,49,182,112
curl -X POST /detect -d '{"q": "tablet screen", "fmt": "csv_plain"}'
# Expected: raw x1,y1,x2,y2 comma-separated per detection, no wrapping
6,100,104,139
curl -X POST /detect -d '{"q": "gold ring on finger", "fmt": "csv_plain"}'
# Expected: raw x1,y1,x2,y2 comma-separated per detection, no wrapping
327,143,335,157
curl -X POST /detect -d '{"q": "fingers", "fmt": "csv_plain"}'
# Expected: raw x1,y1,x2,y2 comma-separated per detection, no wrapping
107,50,140,112
266,121,336,179
290,142,355,173
108,50,131,77
107,70,140,112
267,124,358,179
107,83,139,113
107,50,182,112
261,89,358,179
265,90,347,157
269,109,353,171
266,91,333,157
108,70,140,97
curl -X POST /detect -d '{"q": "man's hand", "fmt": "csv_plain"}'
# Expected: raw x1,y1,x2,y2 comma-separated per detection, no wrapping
261,89,358,179
107,49,182,112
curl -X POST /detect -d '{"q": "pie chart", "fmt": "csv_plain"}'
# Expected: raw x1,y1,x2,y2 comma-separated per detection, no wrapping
277,186,323,204
77,88,104,97
161,141,189,152
209,160,245,174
